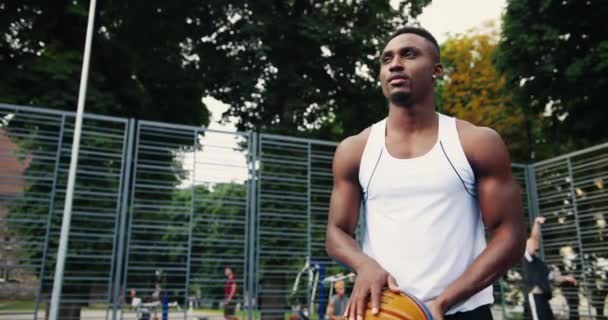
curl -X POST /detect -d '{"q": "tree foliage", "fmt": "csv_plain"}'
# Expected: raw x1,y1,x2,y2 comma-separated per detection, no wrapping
205,0,432,140
496,0,608,158
158,183,247,304
0,0,433,140
0,0,212,126
438,24,529,161
0,1,434,318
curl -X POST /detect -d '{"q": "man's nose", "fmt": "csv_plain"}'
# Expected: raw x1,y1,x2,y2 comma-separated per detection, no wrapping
388,58,404,72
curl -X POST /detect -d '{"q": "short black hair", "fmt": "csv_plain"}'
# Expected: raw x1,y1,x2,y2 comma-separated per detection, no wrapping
383,26,440,60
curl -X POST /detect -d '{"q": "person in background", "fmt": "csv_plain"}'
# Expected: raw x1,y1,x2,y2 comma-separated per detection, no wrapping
326,280,349,320
224,266,238,320
523,216,577,320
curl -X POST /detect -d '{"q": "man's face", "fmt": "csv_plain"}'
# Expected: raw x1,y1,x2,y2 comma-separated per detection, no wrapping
224,267,232,277
335,285,345,296
379,33,440,105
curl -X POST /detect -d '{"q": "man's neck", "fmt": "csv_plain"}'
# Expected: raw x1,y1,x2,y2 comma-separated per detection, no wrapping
386,101,436,136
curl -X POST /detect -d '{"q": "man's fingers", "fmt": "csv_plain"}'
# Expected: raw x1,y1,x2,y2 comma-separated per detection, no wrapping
343,300,350,318
345,296,354,320
370,285,380,315
356,292,367,320
348,290,359,320
387,275,400,292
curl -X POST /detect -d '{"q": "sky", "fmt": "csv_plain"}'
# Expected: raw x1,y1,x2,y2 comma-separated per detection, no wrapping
415,0,506,44
183,0,508,186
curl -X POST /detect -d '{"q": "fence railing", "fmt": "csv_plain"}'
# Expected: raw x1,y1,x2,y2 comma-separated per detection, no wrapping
1,103,608,320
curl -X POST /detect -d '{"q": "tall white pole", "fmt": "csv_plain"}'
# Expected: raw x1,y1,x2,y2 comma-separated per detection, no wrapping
49,0,97,319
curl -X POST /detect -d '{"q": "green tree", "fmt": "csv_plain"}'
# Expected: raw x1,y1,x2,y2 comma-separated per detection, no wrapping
0,0,212,125
207,0,432,140
496,0,608,159
438,24,529,161
1,1,220,317
2,2,434,318
173,183,247,304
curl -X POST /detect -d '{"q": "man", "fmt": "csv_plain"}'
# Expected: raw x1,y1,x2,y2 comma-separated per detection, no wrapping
325,26,526,320
523,217,577,320
224,266,238,320
327,280,349,320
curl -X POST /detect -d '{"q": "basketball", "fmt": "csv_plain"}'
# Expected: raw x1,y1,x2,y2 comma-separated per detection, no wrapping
364,290,433,320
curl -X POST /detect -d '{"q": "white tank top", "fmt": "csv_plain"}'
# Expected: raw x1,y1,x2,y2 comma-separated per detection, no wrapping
358,113,493,314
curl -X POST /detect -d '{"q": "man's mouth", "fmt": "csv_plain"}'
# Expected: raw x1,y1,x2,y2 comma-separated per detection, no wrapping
388,74,409,86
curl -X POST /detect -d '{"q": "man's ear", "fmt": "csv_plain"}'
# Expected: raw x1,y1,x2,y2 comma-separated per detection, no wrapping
433,63,444,81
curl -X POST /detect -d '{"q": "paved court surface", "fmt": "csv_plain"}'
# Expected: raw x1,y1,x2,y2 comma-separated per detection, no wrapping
0,310,225,320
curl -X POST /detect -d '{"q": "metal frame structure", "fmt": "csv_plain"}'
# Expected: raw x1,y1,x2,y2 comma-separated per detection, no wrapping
121,120,251,320
2,103,608,320
1,104,129,320
254,134,338,320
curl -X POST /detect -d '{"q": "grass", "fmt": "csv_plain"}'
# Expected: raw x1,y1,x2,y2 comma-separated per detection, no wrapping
0,300,45,311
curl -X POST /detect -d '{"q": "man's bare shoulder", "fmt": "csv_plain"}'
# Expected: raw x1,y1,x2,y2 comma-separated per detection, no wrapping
333,127,372,178
455,119,510,174
455,119,503,145
337,127,371,155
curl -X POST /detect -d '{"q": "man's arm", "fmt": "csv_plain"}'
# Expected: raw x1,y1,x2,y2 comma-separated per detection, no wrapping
526,216,545,255
325,132,399,320
552,274,577,285
431,124,526,317
325,135,366,278
549,265,577,285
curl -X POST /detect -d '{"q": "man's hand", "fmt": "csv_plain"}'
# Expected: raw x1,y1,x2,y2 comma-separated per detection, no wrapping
428,301,446,320
560,275,577,286
343,259,399,320
534,216,546,225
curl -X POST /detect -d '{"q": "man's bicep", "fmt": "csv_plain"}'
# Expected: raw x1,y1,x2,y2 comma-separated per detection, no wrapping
472,130,524,231
327,141,363,235
329,178,361,234
478,176,522,230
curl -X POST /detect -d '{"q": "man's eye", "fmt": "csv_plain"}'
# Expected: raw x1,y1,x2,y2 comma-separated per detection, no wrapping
382,56,391,63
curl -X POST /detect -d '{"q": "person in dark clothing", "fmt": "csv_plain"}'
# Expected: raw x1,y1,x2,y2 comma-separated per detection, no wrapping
523,217,577,320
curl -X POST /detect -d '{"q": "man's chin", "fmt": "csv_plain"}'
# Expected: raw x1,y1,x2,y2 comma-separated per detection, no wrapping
389,91,411,106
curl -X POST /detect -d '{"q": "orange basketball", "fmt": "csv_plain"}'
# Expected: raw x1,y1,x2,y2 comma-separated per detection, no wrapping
364,290,433,320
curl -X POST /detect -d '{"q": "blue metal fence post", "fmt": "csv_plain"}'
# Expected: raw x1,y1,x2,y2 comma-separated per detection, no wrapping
183,129,198,320
112,119,135,320
248,131,258,320
120,120,141,320
33,114,66,320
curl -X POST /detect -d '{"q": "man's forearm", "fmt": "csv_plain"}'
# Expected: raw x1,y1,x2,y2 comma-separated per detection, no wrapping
530,221,541,242
434,223,525,311
326,225,372,273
